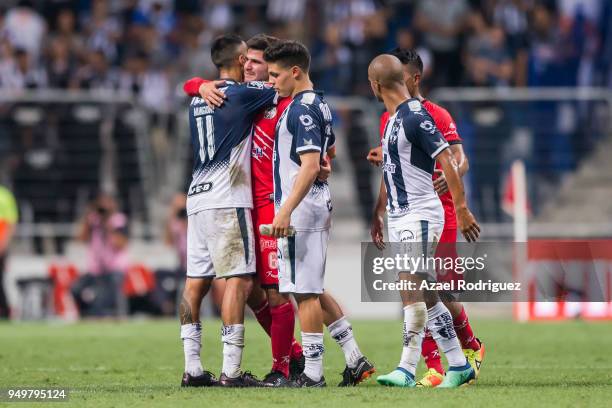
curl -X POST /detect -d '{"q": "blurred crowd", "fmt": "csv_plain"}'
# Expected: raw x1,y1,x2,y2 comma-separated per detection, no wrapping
0,0,609,106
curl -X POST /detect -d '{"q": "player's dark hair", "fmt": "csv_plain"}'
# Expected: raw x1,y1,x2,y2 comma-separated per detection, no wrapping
389,47,423,75
211,34,245,69
263,40,310,72
246,34,281,52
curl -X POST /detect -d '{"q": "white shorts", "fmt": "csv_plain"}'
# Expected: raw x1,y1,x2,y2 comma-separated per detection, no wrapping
277,229,329,294
186,208,255,279
388,216,443,282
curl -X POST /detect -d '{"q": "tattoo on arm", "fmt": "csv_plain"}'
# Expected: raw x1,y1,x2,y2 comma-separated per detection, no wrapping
179,297,194,324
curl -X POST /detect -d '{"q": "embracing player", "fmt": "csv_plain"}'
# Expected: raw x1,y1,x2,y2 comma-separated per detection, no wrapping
368,49,485,387
179,34,279,388
367,55,480,388
184,35,374,387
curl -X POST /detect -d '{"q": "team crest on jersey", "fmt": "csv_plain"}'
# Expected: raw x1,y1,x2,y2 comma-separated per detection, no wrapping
264,106,277,119
252,145,264,158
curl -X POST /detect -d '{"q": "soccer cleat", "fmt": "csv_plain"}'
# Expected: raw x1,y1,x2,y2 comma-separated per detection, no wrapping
289,354,305,381
416,368,444,388
338,356,376,386
463,339,485,379
376,368,416,388
180,371,218,387
218,371,264,387
437,364,475,388
292,373,326,388
262,370,294,387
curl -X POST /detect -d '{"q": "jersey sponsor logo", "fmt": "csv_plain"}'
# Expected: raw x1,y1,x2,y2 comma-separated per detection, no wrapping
326,198,333,212
408,100,422,112
263,106,277,119
382,162,396,173
260,238,277,250
399,229,415,242
188,182,213,196
299,114,317,131
420,120,436,134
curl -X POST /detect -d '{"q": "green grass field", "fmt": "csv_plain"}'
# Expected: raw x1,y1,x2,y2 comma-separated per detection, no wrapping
1,318,611,407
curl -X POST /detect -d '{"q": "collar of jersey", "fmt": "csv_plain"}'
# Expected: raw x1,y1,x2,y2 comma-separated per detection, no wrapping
293,89,324,100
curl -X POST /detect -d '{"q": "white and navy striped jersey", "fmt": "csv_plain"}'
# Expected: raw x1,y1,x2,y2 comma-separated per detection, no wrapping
187,80,278,215
382,98,449,222
273,90,336,231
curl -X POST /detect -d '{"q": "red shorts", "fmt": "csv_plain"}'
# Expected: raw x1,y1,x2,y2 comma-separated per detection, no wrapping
252,202,279,287
435,228,463,285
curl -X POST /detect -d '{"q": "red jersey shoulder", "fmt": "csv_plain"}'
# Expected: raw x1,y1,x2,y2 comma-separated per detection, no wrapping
379,111,390,141
423,100,461,144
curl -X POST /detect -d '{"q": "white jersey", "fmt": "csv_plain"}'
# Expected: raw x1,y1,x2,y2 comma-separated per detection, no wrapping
186,80,277,215
273,90,336,231
382,98,449,223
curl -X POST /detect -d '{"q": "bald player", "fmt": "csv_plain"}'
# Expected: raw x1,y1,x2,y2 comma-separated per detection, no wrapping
367,55,480,388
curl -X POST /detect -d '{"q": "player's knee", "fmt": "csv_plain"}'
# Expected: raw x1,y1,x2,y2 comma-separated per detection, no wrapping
183,278,211,302
226,275,254,298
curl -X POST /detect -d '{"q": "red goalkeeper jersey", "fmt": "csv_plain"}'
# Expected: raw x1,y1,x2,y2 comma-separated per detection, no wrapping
183,77,291,208
379,99,462,229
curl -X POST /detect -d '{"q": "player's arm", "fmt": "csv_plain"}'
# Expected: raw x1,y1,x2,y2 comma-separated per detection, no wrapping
434,144,469,195
183,77,227,107
370,175,387,249
436,149,480,242
271,151,320,238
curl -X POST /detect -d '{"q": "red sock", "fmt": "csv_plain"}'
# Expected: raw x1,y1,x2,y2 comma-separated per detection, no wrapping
453,306,480,351
421,329,444,375
270,302,296,377
290,338,303,361
253,301,272,336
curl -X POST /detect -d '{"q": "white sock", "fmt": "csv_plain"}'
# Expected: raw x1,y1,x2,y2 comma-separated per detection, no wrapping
181,323,203,376
221,324,245,378
328,316,363,369
302,332,324,381
427,302,467,368
398,302,427,376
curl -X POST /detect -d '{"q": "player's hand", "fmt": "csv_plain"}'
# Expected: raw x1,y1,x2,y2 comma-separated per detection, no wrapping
433,169,449,195
271,207,291,238
370,211,385,250
456,206,480,242
317,156,331,181
199,80,226,108
367,146,383,167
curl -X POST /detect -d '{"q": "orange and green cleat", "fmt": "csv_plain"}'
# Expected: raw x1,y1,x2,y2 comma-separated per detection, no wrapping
463,339,485,379
416,368,445,388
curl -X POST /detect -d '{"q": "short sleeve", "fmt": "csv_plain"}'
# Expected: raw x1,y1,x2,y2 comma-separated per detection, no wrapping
436,107,462,144
289,104,323,154
238,81,279,115
405,113,449,159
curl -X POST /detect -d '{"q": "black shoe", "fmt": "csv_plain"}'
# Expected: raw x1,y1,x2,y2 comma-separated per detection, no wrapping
289,354,305,381
292,373,326,388
262,370,294,387
181,371,218,387
337,356,376,387
219,371,264,387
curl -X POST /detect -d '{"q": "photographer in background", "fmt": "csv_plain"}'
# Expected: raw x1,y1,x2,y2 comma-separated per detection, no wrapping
0,185,18,319
73,193,129,317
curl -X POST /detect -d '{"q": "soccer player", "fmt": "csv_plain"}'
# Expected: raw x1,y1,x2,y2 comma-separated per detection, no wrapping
179,34,279,388
367,54,480,388
184,35,374,387
263,39,336,387
368,49,485,387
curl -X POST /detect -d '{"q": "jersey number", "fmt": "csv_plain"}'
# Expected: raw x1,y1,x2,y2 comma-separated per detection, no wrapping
196,115,215,163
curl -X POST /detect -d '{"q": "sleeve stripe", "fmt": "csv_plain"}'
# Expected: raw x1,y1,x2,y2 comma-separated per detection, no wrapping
296,146,321,153
430,142,450,158
448,140,462,145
